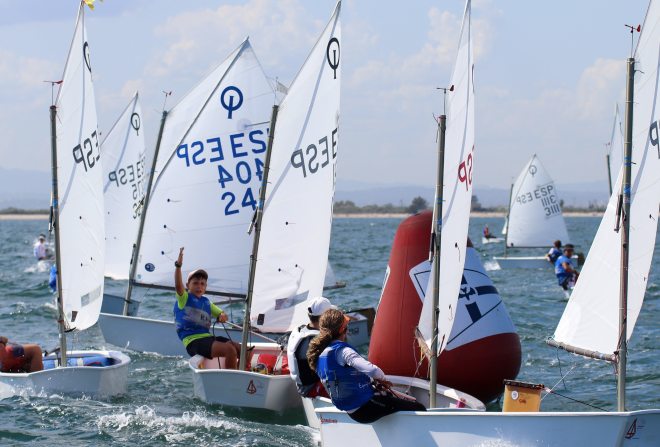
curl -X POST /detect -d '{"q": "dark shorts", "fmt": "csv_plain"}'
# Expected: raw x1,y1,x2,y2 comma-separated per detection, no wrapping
186,336,229,359
559,276,575,291
349,394,427,424
0,345,26,372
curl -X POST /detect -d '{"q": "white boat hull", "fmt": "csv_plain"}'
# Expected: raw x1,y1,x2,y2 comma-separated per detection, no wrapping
481,237,504,244
0,350,130,398
98,312,369,356
316,408,660,447
188,344,302,411
307,375,485,429
493,254,579,269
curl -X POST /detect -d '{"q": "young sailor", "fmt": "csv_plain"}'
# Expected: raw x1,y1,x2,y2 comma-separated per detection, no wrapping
0,336,43,373
173,247,242,368
555,244,579,290
308,308,426,423
33,234,51,260
545,240,562,264
483,225,495,239
287,297,332,399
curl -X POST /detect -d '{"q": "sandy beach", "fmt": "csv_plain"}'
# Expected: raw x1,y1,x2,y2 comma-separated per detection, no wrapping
0,214,49,220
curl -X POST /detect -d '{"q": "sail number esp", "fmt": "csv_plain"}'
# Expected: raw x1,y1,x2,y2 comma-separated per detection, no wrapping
516,183,560,217
290,128,338,177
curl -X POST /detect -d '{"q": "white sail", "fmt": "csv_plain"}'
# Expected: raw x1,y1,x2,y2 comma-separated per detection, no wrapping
134,39,277,295
250,3,341,333
54,3,105,330
505,154,570,248
418,0,474,354
553,2,660,356
102,93,146,280
608,103,624,190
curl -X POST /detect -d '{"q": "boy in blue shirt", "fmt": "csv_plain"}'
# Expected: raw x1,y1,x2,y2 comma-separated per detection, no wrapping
174,247,241,369
546,240,562,264
555,244,579,290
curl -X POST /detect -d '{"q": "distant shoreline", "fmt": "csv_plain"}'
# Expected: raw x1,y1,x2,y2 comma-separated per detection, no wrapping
0,212,606,220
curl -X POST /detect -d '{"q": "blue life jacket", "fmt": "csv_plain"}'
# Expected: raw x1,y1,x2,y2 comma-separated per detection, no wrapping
555,255,574,281
173,292,212,341
548,247,562,264
317,340,374,411
49,265,57,292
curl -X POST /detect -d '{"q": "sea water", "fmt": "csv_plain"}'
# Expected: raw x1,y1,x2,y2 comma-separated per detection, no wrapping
1,216,659,445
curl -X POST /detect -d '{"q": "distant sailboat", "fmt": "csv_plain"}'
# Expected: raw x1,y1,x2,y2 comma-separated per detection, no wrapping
0,1,129,397
493,154,582,269
100,92,145,315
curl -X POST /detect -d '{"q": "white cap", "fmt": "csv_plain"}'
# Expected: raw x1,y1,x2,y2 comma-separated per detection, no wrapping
307,297,335,316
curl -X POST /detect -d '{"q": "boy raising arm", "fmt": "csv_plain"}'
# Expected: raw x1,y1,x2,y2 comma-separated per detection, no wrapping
174,247,242,369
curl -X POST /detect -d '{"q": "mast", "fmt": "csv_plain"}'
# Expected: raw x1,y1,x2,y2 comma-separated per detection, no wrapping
123,110,168,315
239,105,279,369
618,56,634,412
503,183,514,257
429,114,446,408
50,105,67,367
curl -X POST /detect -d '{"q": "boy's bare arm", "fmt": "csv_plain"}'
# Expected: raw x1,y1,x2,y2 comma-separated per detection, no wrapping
175,247,185,296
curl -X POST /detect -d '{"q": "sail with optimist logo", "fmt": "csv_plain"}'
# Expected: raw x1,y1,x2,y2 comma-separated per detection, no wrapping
552,2,660,358
54,2,105,330
131,39,279,297
102,92,147,280
249,2,342,333
505,154,570,248
417,0,474,355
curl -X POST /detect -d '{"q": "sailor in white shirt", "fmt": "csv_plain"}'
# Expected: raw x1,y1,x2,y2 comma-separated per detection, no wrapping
287,297,333,398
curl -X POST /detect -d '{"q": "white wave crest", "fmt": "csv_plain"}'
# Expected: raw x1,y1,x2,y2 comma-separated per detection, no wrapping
484,260,501,271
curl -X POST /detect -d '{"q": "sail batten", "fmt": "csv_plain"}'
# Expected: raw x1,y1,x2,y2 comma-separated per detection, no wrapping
552,0,660,357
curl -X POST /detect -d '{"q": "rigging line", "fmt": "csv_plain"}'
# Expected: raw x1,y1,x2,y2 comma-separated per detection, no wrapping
542,362,580,402
547,390,609,412
550,391,570,412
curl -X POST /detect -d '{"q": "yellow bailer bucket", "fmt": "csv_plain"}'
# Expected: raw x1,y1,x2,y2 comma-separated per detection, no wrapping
502,380,544,412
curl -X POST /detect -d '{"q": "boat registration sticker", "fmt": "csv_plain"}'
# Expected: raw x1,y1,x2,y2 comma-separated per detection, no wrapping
510,390,519,400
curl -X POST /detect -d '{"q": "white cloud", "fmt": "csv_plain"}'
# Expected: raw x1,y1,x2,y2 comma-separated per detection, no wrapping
0,48,59,98
145,0,325,80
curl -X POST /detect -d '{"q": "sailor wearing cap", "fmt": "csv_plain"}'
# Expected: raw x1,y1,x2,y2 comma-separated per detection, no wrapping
286,297,333,398
34,234,51,260
173,247,242,369
555,244,579,290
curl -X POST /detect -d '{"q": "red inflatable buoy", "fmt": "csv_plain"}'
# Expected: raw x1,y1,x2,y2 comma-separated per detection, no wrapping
368,210,521,403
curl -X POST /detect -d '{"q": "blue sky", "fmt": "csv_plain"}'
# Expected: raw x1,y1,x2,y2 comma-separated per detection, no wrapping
0,0,649,189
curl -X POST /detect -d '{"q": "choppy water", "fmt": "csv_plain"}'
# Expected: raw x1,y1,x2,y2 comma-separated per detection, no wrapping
1,216,659,446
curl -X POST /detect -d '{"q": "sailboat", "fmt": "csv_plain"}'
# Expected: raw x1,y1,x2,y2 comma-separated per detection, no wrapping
0,2,129,397
606,103,624,196
493,154,582,269
100,92,146,316
314,2,660,445
97,36,365,358
188,2,342,412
